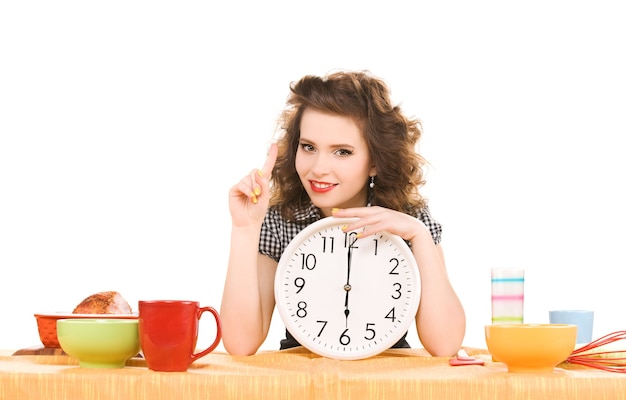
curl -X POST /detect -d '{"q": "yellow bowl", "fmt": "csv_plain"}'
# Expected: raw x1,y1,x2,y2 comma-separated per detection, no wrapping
57,319,140,368
485,324,577,372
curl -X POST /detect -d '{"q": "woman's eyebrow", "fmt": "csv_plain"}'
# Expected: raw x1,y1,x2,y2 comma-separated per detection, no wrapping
300,137,354,148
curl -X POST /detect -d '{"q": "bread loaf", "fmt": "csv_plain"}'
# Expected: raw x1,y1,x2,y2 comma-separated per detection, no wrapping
72,291,133,314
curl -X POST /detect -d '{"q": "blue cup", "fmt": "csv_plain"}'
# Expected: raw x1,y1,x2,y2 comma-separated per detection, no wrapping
549,310,594,344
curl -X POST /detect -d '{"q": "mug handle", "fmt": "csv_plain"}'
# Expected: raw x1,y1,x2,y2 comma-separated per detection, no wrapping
191,306,222,362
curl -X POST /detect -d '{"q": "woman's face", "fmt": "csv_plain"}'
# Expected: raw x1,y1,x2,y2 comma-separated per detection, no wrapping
295,108,375,217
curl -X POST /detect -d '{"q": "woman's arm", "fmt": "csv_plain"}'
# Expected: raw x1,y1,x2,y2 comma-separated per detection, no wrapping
411,239,466,356
220,144,279,356
220,233,277,355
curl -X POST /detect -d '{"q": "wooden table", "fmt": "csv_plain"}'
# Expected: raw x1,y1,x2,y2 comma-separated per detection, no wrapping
2,347,626,399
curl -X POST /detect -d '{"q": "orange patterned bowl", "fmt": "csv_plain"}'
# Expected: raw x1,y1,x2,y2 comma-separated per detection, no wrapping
35,313,138,348
485,324,577,372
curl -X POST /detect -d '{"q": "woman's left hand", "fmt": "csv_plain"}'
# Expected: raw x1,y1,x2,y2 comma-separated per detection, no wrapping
331,206,428,244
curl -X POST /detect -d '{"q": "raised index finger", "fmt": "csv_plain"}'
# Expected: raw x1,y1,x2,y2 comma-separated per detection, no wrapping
261,143,278,178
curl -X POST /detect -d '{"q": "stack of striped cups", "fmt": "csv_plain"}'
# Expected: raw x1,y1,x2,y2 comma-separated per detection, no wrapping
491,268,524,324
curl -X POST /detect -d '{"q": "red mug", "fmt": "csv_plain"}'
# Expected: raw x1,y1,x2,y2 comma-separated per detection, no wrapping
138,300,222,372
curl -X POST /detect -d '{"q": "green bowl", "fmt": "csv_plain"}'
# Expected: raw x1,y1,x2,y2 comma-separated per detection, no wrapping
57,318,140,368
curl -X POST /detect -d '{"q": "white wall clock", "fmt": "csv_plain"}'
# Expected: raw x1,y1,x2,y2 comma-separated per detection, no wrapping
274,216,420,360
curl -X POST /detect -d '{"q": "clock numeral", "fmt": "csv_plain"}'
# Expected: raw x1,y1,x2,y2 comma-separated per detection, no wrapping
388,258,400,275
391,282,402,299
385,307,396,322
364,323,376,340
339,329,351,345
294,277,305,293
316,320,328,336
321,236,335,253
373,238,378,255
343,232,359,248
300,253,316,270
296,301,308,318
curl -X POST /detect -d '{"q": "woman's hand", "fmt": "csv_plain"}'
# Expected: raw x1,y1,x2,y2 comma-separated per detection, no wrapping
228,143,278,227
331,206,429,244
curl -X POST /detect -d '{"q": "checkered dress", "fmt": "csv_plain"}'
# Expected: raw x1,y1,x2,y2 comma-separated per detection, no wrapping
259,201,443,350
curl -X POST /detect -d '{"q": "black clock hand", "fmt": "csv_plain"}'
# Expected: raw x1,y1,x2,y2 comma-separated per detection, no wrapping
344,235,357,327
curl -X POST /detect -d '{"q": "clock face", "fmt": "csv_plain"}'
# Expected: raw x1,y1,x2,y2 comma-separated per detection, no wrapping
274,217,420,360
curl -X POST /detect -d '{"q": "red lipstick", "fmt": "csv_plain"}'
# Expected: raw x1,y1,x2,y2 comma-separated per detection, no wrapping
309,180,337,193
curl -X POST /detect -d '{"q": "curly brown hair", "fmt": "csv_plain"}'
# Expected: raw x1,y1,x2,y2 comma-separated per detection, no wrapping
270,70,428,220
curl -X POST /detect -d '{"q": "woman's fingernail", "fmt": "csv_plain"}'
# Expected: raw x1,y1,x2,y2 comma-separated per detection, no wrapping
257,169,263,177
331,208,340,214
251,195,258,204
341,225,348,231
254,187,261,195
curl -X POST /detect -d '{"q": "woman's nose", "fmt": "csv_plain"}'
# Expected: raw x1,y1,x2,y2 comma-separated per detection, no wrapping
310,154,332,176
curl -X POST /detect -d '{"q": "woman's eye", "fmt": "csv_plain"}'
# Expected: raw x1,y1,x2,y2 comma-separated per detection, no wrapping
300,143,315,152
335,149,353,157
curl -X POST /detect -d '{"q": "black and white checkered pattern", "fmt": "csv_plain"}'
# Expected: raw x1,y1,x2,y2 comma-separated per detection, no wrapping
259,201,442,262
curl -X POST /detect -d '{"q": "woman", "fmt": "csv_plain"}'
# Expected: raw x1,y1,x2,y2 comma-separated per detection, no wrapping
221,70,465,357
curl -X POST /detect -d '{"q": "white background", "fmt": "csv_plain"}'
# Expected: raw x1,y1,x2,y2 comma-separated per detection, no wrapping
1,1,625,353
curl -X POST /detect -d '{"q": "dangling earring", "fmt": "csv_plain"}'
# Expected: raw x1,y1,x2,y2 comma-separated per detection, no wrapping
367,176,375,207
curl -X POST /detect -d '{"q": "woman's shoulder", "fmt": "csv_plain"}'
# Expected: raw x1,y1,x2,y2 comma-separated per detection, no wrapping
412,205,443,244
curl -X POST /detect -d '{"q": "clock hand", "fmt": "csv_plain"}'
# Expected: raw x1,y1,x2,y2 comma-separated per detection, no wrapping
344,235,357,327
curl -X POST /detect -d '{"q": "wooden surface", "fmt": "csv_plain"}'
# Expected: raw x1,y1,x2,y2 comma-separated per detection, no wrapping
3,347,626,400
12,346,66,356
